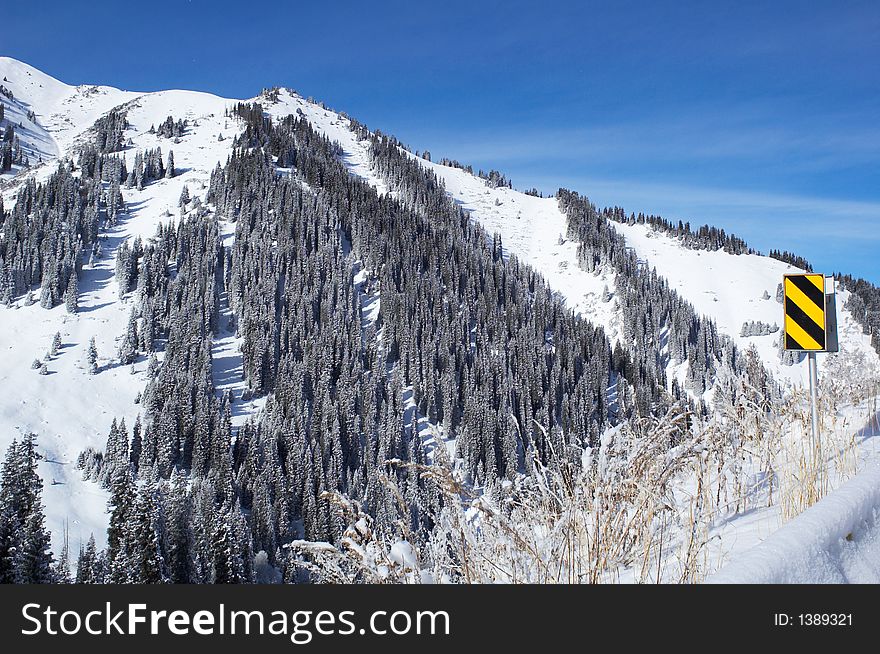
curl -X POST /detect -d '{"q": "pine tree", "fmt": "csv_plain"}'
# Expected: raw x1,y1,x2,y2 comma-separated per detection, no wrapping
38,268,56,309
130,415,143,473
51,332,62,356
54,522,72,583
87,337,99,375
178,185,190,210
147,353,160,378
129,485,167,583
17,508,55,583
210,510,245,584
106,470,136,583
75,535,104,583
165,150,175,179
118,310,138,365
0,444,18,582
64,272,78,313
101,418,130,487
0,434,55,583
165,470,194,583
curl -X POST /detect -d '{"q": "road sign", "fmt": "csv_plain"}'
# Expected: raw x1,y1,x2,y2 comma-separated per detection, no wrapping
782,272,840,458
783,273,826,351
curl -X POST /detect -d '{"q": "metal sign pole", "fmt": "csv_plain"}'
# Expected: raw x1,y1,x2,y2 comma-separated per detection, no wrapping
808,351,820,452
782,273,836,456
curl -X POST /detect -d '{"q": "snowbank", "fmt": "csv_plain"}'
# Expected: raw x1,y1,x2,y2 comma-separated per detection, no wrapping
707,463,880,583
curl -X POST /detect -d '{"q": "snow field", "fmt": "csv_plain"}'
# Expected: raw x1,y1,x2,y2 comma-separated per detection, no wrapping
708,460,880,583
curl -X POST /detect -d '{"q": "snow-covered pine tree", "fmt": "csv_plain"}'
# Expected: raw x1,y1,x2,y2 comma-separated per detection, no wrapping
128,484,167,583
106,469,136,583
54,522,72,583
75,534,106,583
210,510,246,584
64,272,78,313
178,184,190,210
118,309,139,365
87,336,99,374
0,434,55,583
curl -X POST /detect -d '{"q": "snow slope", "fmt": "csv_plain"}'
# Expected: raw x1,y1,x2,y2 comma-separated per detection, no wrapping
416,166,880,389
223,86,880,394
260,91,623,344
270,91,879,390
420,163,625,344
260,89,390,195
707,460,880,583
612,221,879,387
0,57,137,182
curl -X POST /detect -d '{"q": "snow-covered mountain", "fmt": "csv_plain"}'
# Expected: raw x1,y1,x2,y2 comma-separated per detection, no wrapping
258,87,878,389
0,58,240,551
0,57,136,176
1,57,878,581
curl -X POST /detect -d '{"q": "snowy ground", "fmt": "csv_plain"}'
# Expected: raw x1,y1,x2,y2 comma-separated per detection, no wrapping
705,399,880,581
709,452,880,583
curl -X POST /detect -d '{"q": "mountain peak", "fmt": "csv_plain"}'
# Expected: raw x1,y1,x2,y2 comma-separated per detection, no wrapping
0,56,72,100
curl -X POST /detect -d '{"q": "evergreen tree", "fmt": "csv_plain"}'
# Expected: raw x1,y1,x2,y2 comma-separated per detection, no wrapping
106,470,136,583
0,434,55,583
178,185,190,210
210,509,245,584
75,534,105,584
64,273,78,314
165,471,195,583
118,310,139,365
54,523,73,583
87,337,99,375
129,485,167,583
130,415,143,474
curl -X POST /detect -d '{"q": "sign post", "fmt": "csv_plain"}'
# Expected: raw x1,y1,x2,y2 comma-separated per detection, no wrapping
782,273,838,453
808,351,820,450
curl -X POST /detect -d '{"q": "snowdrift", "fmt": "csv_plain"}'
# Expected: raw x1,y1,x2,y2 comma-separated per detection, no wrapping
708,463,880,583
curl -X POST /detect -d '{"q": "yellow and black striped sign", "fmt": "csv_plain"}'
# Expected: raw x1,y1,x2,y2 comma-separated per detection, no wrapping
783,273,826,351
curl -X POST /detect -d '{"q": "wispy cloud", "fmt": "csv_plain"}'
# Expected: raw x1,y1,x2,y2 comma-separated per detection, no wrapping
554,177,880,239
529,174,880,282
423,110,880,173
411,98,880,282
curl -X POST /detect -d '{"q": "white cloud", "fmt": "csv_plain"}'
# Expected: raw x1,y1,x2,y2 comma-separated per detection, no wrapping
540,176,880,242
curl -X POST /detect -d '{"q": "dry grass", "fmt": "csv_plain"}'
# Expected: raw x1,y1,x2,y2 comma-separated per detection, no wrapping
290,353,880,584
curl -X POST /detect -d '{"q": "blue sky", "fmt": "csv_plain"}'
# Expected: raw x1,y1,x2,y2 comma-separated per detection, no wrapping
7,0,880,283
